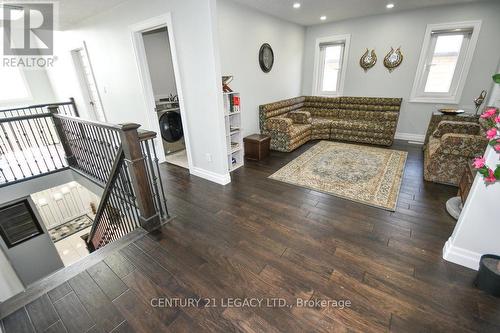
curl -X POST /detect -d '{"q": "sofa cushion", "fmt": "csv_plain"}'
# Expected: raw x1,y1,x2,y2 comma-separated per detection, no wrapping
311,117,334,129
287,111,311,124
303,108,340,118
290,124,312,137
340,97,402,111
329,119,390,133
427,136,441,157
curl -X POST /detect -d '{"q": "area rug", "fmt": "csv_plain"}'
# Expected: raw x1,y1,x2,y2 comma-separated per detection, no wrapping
269,141,407,211
49,215,94,242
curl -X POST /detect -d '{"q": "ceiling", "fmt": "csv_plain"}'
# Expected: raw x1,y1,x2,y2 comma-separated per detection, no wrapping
54,0,129,29
21,0,486,30
230,0,486,26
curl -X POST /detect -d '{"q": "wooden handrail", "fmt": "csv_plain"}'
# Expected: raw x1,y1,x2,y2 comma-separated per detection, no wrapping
53,113,123,131
0,98,79,117
87,147,125,251
138,129,157,141
0,113,52,123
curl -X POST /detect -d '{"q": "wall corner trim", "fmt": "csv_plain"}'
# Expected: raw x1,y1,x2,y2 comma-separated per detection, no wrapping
443,238,481,271
190,167,231,186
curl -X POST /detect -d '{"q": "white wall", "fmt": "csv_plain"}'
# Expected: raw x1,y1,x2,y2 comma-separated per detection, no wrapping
142,30,178,100
0,68,56,110
443,65,500,270
48,0,230,184
302,0,500,139
217,0,305,136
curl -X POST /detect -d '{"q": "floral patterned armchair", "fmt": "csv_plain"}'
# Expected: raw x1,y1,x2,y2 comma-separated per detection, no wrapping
424,120,489,186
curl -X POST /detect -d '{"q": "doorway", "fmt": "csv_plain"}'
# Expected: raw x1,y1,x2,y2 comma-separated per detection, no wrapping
71,43,107,122
142,27,188,169
131,14,192,170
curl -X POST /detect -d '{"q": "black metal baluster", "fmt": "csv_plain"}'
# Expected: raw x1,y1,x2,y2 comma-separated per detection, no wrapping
64,119,83,171
83,123,106,182
142,140,163,217
0,127,16,181
35,116,56,170
42,116,65,168
96,127,115,180
88,125,108,180
150,139,169,218
7,118,34,177
25,117,49,173
0,123,23,180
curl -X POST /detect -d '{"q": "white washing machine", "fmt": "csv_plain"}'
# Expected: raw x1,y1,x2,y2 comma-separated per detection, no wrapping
156,102,185,155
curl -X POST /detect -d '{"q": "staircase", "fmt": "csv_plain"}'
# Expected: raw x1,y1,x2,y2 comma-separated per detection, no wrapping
0,100,169,252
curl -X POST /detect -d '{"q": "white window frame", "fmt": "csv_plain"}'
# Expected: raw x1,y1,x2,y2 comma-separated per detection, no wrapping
0,27,33,105
0,67,32,105
410,21,481,104
312,34,350,96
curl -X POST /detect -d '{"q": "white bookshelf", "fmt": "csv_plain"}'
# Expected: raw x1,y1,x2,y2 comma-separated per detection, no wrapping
223,92,244,172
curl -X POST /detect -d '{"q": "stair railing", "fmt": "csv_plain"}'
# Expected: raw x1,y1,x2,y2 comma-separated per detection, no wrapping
0,101,167,250
0,99,79,186
49,110,168,251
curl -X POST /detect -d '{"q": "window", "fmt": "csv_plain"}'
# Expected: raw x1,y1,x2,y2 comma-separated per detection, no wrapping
313,35,350,96
0,28,32,103
410,21,481,103
0,65,31,103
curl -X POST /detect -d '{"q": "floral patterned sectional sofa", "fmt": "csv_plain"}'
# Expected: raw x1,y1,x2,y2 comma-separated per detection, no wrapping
259,96,402,152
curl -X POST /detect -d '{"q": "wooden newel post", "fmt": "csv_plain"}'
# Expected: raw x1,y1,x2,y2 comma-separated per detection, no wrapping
69,97,80,117
119,123,161,231
48,105,77,167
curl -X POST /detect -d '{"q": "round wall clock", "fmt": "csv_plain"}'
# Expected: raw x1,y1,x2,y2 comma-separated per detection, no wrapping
259,43,274,73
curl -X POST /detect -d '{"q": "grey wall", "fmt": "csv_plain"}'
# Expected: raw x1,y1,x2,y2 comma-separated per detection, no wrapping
217,0,305,136
0,170,74,205
143,29,178,100
302,0,500,138
0,197,64,287
0,246,23,301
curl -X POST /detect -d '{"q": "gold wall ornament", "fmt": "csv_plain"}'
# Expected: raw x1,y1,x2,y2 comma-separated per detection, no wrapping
359,49,377,71
383,47,403,72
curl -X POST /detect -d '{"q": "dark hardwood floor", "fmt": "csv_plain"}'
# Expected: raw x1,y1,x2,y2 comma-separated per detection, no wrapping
2,140,500,332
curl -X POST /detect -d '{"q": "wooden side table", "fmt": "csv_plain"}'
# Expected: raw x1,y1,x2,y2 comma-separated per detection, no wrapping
458,162,477,204
243,134,270,161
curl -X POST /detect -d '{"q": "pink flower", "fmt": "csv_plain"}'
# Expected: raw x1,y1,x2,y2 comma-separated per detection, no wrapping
481,108,497,118
485,169,497,183
486,128,498,139
494,144,500,152
495,116,500,124
473,156,486,169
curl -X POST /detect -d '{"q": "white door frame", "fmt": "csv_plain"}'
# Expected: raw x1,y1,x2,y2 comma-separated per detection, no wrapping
129,13,193,170
70,42,107,122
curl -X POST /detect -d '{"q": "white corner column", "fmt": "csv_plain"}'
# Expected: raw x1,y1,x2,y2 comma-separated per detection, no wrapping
443,145,500,270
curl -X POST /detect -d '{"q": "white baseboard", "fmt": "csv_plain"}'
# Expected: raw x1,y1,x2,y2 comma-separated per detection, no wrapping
395,132,425,144
190,167,231,185
443,239,481,271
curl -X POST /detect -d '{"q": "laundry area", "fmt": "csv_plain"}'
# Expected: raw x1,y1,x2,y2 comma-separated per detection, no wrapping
142,27,188,169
